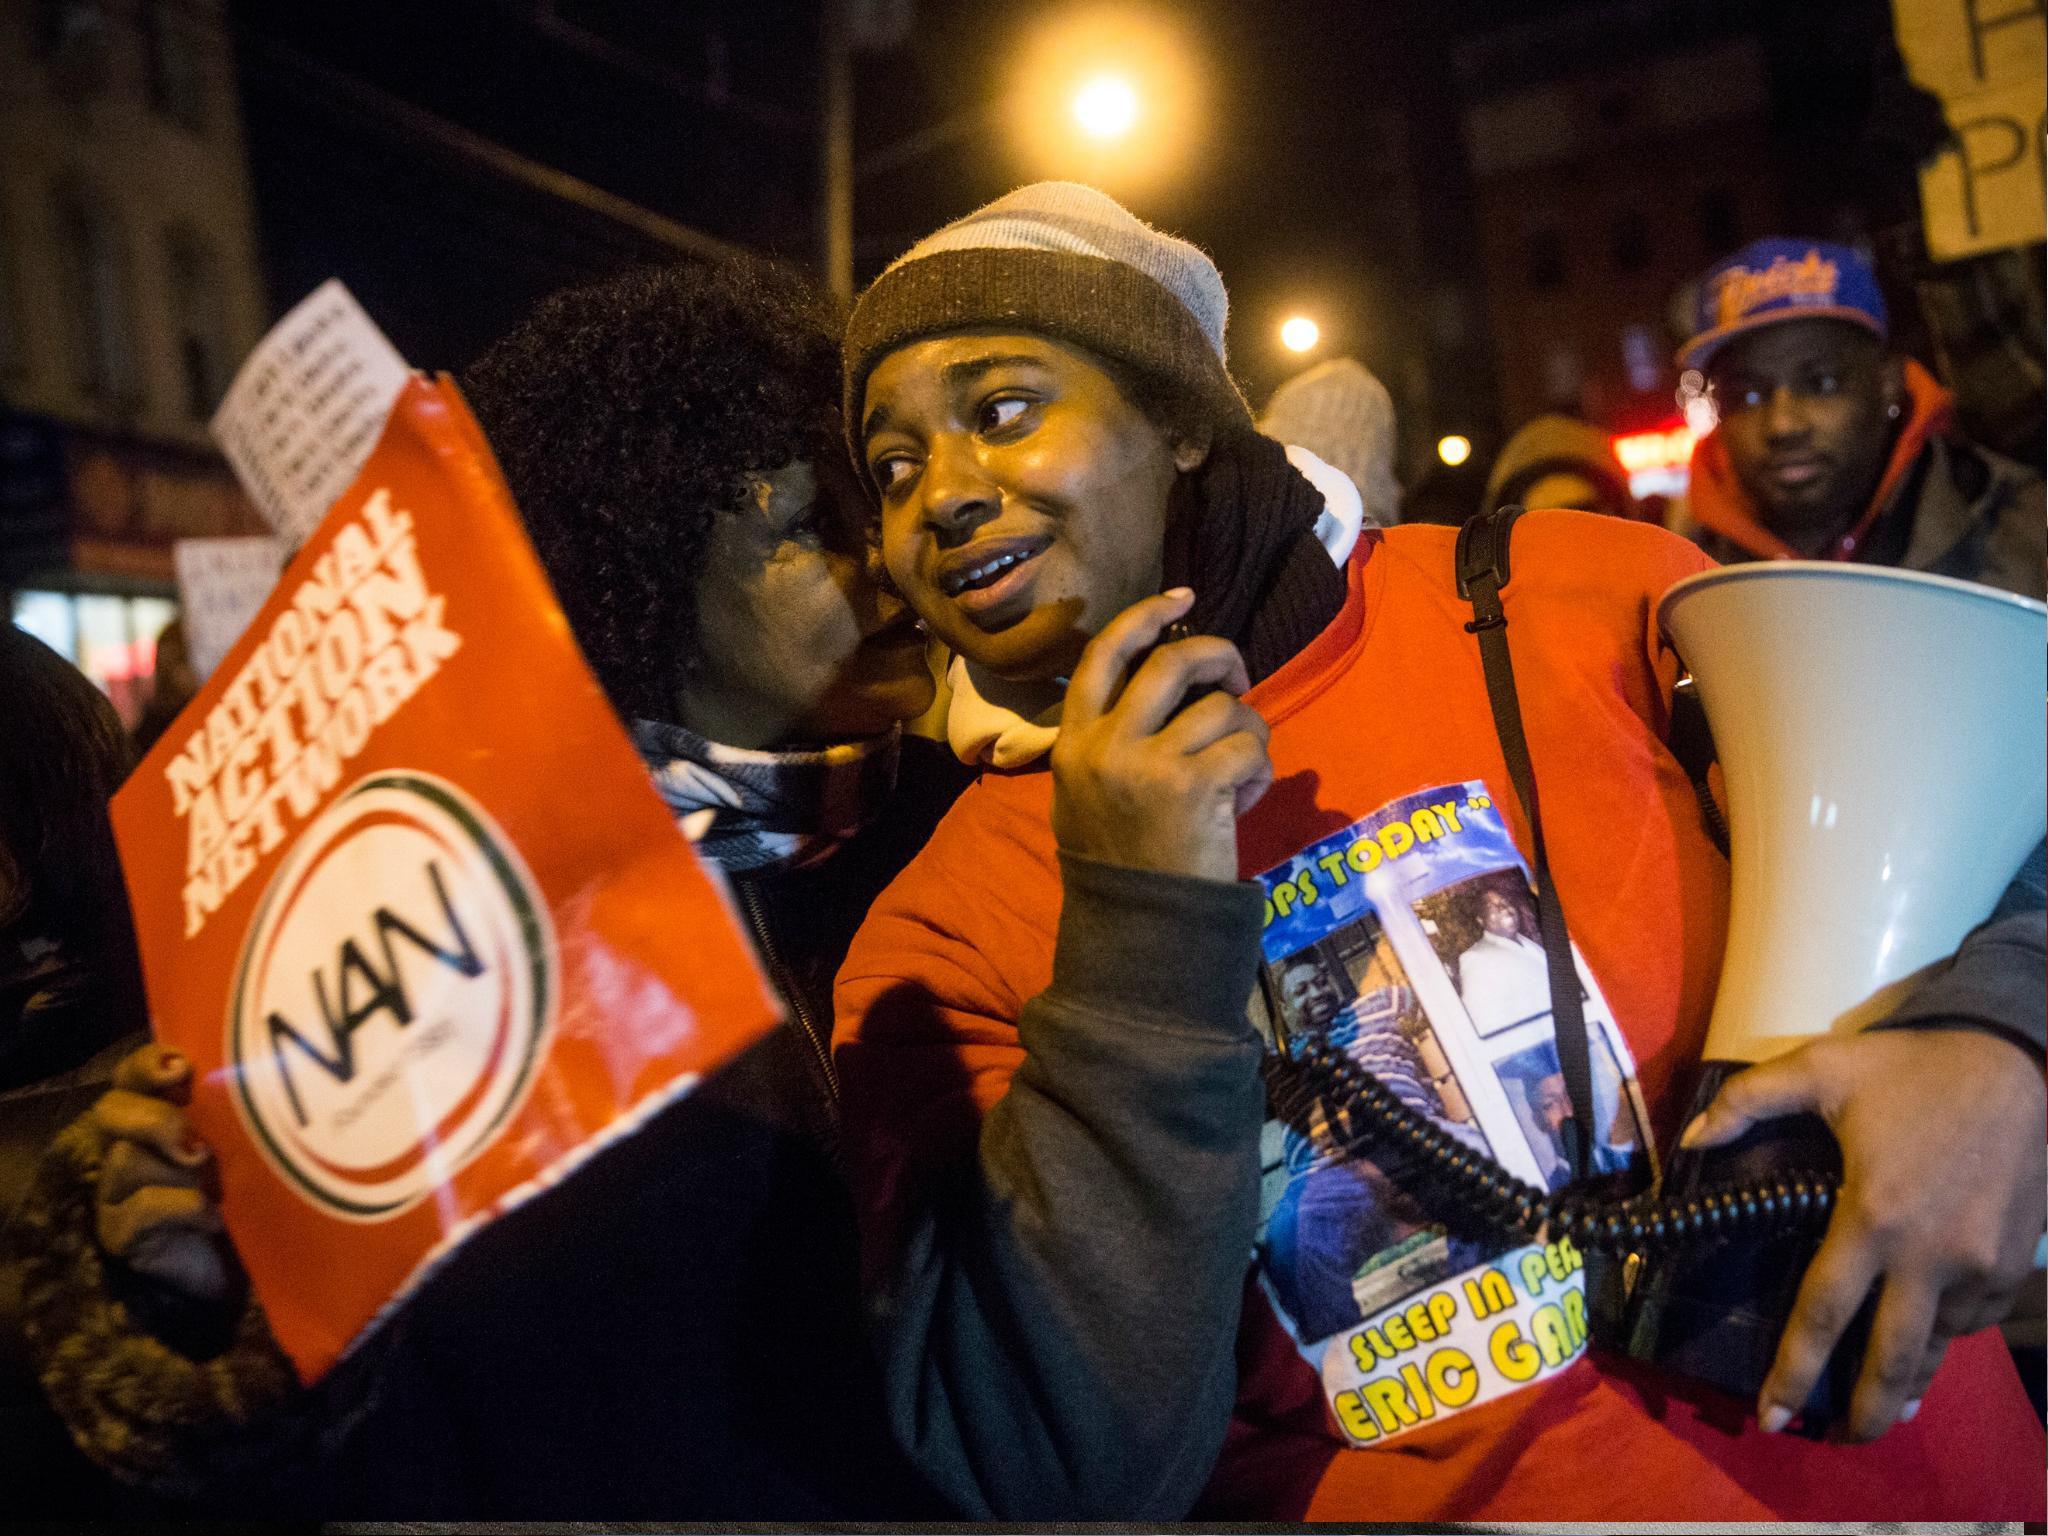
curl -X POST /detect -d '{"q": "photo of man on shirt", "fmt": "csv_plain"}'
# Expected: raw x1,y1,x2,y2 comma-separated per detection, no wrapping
1453,886,1550,1033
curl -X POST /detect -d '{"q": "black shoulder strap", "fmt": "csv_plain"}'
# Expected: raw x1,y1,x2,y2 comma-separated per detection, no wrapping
1454,505,1597,1182
1668,679,1730,857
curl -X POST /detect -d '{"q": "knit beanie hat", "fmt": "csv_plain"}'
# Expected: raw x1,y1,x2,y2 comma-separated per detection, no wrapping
843,181,1252,446
1257,358,1402,527
1483,412,1635,517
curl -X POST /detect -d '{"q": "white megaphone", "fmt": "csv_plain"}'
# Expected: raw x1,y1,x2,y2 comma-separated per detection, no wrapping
1658,562,2047,1065
1612,561,2047,1425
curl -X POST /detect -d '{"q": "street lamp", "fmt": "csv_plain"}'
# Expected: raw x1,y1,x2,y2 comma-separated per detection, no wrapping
1008,9,1199,189
829,8,1199,299
1280,315,1320,353
1072,74,1140,140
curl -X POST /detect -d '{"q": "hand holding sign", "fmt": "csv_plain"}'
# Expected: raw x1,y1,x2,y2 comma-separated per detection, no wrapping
90,1044,235,1303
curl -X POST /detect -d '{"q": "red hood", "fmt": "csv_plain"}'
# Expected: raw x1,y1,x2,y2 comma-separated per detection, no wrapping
1688,358,1954,561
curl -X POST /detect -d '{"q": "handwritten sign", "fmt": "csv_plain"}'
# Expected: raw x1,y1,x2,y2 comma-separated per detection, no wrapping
1893,0,2047,262
210,281,411,546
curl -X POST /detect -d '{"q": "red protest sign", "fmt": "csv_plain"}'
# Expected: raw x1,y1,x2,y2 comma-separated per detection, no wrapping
112,375,780,1382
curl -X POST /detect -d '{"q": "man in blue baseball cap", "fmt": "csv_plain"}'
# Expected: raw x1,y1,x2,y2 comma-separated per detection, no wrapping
1680,238,2042,599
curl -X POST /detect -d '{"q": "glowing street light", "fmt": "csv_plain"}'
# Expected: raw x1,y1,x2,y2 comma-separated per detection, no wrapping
847,12,1194,296
1072,74,1140,140
1008,11,1201,189
1280,315,1321,353
1438,434,1473,467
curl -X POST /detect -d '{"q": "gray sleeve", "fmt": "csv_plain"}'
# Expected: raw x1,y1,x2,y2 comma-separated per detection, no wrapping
1870,840,2046,1062
869,852,1266,1520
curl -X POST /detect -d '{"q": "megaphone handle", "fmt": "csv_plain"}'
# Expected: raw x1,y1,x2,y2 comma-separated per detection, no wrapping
1617,1058,1866,1429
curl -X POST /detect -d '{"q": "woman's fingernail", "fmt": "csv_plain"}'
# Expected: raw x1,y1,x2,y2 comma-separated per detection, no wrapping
1900,1398,1922,1422
1678,1115,1706,1149
1163,586,1194,602
1758,1403,1792,1434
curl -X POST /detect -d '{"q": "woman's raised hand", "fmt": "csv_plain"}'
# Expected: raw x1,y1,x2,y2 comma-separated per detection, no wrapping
1052,588,1273,885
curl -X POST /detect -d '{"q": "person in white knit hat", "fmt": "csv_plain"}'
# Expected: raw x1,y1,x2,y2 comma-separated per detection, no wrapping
1258,357,1402,529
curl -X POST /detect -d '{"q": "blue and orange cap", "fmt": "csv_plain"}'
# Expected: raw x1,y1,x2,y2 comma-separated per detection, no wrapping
1678,238,1888,373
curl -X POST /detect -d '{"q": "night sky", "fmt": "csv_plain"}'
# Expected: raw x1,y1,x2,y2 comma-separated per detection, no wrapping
848,0,1902,401
227,0,1911,469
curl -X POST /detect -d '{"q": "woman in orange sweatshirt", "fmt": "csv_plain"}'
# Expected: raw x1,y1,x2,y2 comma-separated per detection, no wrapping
830,182,2047,1523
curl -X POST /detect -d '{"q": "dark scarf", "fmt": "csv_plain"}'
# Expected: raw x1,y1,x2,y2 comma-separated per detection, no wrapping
630,718,903,875
1163,428,1350,683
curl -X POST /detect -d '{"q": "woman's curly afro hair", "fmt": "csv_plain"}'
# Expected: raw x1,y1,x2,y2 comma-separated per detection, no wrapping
461,256,843,723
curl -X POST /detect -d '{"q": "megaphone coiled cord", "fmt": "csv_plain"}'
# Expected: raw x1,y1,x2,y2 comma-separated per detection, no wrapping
1263,1037,1840,1255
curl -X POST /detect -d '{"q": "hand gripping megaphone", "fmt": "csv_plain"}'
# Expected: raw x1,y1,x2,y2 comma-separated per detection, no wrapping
1257,552,2045,1428
1614,562,2048,1422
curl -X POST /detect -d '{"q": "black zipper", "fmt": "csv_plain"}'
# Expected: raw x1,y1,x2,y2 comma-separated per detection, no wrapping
733,875,839,1104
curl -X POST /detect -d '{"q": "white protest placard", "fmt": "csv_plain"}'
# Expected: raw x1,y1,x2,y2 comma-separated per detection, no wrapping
210,281,411,545
174,536,288,681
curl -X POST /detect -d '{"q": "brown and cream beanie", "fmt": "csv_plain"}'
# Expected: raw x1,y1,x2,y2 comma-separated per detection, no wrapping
843,181,1252,443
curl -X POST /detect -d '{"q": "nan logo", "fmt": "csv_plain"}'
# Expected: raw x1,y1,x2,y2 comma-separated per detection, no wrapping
228,772,555,1220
